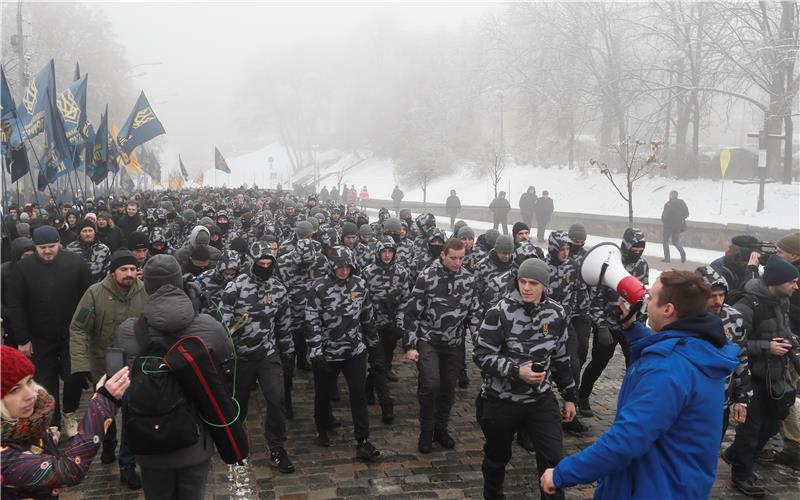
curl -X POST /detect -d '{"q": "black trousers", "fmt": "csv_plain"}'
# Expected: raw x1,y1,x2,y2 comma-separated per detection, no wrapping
578,328,630,400
365,338,393,409
535,219,549,242
479,395,565,500
492,218,508,235
567,315,592,388
725,383,786,480
234,353,286,449
417,340,461,433
313,352,370,440
32,338,83,427
379,325,401,374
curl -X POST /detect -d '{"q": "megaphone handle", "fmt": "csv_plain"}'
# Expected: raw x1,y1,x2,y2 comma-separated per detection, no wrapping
619,300,644,325
591,262,610,301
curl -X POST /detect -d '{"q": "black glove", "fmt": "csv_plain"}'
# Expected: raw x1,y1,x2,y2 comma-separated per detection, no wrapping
74,371,93,390
312,357,331,374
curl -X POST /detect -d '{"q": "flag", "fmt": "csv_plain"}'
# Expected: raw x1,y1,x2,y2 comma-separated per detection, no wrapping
39,88,74,190
128,152,142,175
214,146,231,173
82,122,96,179
73,62,81,81
168,168,185,190
56,73,88,145
16,59,55,145
90,106,109,184
2,69,29,182
179,154,189,180
108,123,123,173
119,165,135,192
117,91,165,154
139,147,162,183
193,170,204,186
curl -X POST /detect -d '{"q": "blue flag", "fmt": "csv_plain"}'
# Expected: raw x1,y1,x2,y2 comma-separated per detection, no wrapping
16,59,55,146
56,73,88,146
73,62,81,81
39,89,74,189
1,69,29,183
91,107,109,184
117,91,165,154
214,146,231,174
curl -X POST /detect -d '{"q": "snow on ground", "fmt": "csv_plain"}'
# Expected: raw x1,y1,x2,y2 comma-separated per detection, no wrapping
207,143,800,230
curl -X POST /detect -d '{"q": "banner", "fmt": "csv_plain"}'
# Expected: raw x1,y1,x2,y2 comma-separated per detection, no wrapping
179,154,189,180
15,59,55,145
214,146,231,173
40,89,74,189
117,91,165,154
56,73,88,145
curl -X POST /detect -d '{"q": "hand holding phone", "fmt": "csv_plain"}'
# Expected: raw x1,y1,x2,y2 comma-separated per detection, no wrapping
105,348,125,379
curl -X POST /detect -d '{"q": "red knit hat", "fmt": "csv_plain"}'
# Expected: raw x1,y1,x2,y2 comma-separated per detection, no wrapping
1,345,35,398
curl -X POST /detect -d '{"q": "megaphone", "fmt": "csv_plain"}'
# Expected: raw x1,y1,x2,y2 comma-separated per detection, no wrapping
580,242,647,305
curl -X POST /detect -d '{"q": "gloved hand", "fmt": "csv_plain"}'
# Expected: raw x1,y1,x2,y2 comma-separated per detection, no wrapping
74,371,93,390
312,357,331,374
597,327,614,347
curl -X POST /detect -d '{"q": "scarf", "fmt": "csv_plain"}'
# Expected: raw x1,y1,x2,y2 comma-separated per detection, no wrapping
1,389,56,445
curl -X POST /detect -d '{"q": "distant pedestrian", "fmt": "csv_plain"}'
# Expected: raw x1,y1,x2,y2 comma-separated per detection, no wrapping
391,185,404,216
518,186,537,228
534,191,554,242
489,191,511,235
330,185,340,203
320,185,330,202
359,185,370,210
660,190,689,263
445,189,462,230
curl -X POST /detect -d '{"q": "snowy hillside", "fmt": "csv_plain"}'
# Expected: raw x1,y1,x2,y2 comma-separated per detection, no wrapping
205,144,799,230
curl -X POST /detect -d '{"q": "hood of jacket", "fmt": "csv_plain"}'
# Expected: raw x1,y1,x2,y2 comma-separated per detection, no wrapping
696,265,728,292
547,230,570,261
328,245,354,278
215,249,242,277
743,277,780,306
9,237,35,263
374,236,397,267
188,225,210,247
142,284,196,334
634,313,739,379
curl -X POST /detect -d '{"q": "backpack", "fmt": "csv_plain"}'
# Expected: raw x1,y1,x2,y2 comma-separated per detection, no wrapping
125,316,200,455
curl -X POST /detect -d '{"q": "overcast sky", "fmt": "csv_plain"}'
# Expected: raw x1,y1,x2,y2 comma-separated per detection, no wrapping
97,1,502,172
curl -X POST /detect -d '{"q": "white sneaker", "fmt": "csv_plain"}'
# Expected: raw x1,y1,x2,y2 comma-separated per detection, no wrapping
62,412,79,438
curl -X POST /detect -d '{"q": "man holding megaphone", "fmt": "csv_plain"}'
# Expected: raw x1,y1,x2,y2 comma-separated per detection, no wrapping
540,270,741,499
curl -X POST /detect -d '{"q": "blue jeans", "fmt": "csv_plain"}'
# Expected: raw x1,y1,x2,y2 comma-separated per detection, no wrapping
104,393,135,469
662,226,686,262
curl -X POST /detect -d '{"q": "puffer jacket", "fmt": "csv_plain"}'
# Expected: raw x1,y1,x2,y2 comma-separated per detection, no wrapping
115,285,234,470
69,274,148,381
474,287,576,404
305,246,378,362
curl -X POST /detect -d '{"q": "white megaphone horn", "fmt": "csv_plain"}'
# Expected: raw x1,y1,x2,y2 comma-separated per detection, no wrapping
580,242,647,305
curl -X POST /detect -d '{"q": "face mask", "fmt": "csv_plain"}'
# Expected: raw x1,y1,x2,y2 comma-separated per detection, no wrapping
188,262,208,276
429,244,444,258
252,262,274,281
390,233,401,244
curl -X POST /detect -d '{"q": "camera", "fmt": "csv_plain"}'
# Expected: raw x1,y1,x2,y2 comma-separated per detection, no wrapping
731,235,777,266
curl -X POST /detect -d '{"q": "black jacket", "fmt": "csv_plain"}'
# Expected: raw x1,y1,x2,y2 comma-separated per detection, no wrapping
661,198,689,231
445,195,462,216
534,197,554,221
97,225,126,253
489,196,511,218
6,250,92,344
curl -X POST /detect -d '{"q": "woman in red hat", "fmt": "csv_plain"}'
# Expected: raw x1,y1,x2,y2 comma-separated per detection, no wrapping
1,345,129,499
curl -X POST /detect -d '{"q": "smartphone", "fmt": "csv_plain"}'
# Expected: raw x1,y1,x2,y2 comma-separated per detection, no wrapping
105,348,125,379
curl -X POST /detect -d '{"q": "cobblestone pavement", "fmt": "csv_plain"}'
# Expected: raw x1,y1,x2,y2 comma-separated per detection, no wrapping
61,340,799,500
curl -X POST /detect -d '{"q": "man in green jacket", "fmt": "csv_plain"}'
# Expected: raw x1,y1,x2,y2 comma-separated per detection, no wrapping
70,249,148,489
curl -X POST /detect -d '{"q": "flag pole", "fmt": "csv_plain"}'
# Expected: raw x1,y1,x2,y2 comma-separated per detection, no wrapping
1,154,9,214
10,109,49,205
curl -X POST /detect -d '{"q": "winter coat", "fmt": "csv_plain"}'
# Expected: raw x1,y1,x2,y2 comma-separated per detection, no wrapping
1,238,36,345
718,304,752,407
277,238,328,335
786,258,800,334
474,250,515,298
7,250,92,345
546,253,579,320
69,274,148,381
474,288,576,404
305,247,378,362
195,250,243,318
711,255,759,295
553,314,739,499
65,239,111,283
0,391,118,499
733,279,796,387
361,239,412,328
219,263,293,360
534,196,554,222
403,259,481,349
96,225,126,253
445,194,462,217
488,196,511,219
391,187,404,205
116,213,142,239
660,198,689,231
174,226,221,269
518,190,537,219
115,284,234,470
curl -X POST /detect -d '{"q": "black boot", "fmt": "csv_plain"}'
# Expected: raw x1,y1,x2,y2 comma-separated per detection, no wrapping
418,431,433,454
381,402,394,425
433,428,455,449
578,397,594,417
356,438,380,461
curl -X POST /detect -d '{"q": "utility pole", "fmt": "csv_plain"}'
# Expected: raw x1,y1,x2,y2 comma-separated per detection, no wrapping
747,129,786,212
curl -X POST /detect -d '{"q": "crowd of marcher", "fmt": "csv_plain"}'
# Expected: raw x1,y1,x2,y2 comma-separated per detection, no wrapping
1,185,798,499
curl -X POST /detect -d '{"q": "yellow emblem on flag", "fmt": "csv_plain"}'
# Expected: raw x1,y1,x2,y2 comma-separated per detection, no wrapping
57,89,80,124
22,80,37,114
132,108,155,129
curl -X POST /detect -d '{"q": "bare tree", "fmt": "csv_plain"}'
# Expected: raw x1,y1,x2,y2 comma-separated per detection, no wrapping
591,138,667,226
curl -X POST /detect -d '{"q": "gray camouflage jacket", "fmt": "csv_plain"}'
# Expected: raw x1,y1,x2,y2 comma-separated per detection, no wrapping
66,239,111,283
361,239,411,328
403,259,481,350
719,303,752,407
474,288,577,404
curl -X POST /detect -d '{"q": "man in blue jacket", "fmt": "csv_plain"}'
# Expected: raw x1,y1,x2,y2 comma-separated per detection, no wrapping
540,270,740,499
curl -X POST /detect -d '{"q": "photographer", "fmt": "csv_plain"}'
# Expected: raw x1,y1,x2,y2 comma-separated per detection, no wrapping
722,255,799,497
711,236,764,295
